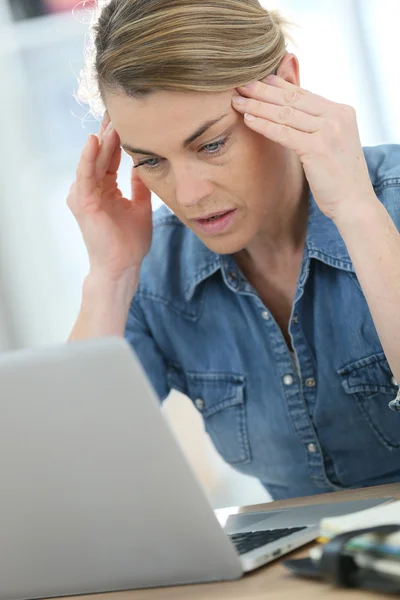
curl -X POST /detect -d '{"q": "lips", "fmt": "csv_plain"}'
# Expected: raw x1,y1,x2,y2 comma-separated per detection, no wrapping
196,209,234,222
193,209,237,236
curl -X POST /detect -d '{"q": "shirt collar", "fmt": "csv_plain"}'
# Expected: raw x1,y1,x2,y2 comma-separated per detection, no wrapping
305,190,355,272
183,189,355,300
182,231,222,301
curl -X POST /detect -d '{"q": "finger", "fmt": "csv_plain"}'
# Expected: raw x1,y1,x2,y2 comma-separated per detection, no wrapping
243,113,313,154
76,134,100,198
131,168,152,206
107,143,122,175
98,111,111,142
237,76,327,117
101,145,122,194
232,95,320,133
95,125,120,182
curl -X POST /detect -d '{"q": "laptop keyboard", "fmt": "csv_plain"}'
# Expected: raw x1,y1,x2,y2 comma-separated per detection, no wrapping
229,526,307,555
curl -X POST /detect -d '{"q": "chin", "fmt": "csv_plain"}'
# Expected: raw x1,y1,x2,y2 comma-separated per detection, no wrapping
197,231,252,255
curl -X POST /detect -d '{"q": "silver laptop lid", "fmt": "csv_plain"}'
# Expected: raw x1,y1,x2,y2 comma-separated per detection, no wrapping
0,338,241,600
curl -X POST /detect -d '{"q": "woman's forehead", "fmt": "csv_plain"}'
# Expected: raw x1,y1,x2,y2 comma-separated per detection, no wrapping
106,89,237,152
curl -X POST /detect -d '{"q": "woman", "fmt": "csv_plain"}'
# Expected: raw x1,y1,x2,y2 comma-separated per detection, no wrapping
68,0,400,500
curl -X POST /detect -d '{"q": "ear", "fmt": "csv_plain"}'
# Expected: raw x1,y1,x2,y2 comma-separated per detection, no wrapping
276,53,301,87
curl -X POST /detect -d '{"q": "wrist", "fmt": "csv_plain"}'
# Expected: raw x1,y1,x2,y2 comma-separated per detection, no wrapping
84,268,140,303
69,269,140,342
332,194,383,231
81,269,140,330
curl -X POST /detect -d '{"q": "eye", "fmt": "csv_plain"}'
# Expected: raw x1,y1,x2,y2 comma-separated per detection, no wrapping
133,157,162,171
133,136,230,172
201,138,228,156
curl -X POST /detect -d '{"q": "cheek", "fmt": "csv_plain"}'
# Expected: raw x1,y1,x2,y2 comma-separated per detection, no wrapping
138,171,168,197
233,136,287,213
232,133,271,190
244,130,287,184
141,174,180,213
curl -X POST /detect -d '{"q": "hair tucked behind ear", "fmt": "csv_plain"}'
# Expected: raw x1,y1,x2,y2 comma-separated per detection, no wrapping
78,0,294,116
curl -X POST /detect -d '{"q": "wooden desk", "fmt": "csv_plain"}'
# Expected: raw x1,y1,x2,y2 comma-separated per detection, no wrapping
68,483,400,600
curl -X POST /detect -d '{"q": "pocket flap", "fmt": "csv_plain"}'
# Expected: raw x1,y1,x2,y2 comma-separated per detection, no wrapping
338,352,396,395
185,373,245,418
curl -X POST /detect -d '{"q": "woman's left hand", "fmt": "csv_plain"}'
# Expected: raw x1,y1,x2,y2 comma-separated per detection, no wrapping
232,75,377,222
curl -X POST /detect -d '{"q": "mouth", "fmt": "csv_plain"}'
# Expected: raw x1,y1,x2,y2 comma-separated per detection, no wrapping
193,209,238,235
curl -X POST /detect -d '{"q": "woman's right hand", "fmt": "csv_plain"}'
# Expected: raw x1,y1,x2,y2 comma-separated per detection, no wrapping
67,114,152,283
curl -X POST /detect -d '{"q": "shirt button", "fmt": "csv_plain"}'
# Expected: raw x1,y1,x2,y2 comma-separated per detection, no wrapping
307,443,317,453
283,374,294,386
195,398,204,411
262,311,270,321
292,314,299,324
392,376,398,387
305,378,316,388
228,272,237,281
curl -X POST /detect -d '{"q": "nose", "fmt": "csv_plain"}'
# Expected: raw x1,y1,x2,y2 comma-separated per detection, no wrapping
174,164,214,209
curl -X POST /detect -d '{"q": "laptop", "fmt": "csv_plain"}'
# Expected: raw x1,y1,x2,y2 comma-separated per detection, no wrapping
0,337,391,600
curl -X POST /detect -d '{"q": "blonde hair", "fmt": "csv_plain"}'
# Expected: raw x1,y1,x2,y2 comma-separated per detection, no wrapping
79,0,293,116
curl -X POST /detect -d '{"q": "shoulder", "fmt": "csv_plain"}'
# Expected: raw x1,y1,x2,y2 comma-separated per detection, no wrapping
364,144,400,191
364,144,400,226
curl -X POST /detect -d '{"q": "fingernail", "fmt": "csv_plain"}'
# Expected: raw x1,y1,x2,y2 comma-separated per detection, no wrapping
241,81,256,88
232,95,247,104
264,74,275,82
244,113,256,121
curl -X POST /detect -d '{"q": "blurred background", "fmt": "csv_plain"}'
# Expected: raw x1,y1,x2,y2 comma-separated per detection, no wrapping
0,0,398,508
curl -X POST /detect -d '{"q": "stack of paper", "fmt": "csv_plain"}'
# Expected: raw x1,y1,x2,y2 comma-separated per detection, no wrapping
319,500,400,551
311,500,400,578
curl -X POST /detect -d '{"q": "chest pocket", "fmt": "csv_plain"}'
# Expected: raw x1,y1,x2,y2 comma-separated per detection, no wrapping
338,352,400,450
168,368,251,465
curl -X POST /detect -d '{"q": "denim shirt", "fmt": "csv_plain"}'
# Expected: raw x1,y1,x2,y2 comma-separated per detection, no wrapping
125,144,400,500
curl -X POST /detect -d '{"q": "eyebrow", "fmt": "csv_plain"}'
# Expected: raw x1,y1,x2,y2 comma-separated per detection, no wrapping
122,113,230,156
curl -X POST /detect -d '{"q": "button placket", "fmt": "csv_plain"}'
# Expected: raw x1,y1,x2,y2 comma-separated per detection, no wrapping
283,374,294,386
284,310,327,484
305,378,316,388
